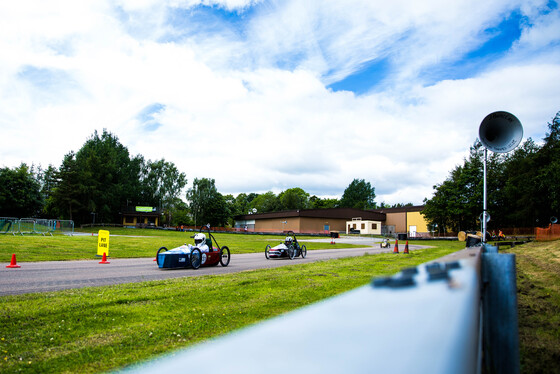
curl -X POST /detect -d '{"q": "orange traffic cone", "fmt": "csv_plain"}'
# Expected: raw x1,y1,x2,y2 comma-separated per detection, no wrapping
403,241,409,254
393,239,399,253
6,253,21,268
99,252,110,264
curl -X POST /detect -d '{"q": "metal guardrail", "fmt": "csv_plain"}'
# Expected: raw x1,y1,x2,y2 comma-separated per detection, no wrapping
18,218,54,235
0,217,18,234
0,218,74,235
124,244,520,374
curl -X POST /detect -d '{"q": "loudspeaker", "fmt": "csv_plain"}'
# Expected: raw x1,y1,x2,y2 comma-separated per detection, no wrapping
479,111,523,153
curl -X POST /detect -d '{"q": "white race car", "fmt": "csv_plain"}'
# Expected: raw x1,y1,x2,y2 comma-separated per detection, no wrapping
157,225,230,269
265,231,307,260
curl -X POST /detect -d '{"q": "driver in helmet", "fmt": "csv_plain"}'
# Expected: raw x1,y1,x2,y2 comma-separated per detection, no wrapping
284,236,293,247
193,233,209,252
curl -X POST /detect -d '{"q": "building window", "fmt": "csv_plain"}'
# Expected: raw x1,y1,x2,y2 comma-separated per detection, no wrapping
372,223,377,229
361,223,365,229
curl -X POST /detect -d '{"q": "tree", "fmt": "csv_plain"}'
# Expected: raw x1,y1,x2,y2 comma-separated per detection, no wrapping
230,193,249,216
38,165,58,217
497,139,539,227
42,129,148,225
309,195,339,209
339,179,376,209
203,191,230,227
167,198,192,226
278,188,310,210
422,113,560,232
49,153,83,221
422,143,485,232
186,178,229,226
392,202,414,208
0,163,43,217
225,192,261,223
140,159,187,224
530,111,560,225
248,191,279,213
72,129,146,224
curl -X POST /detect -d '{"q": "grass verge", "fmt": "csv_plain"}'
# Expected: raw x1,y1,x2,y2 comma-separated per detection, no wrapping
0,243,459,373
0,229,360,262
502,240,560,374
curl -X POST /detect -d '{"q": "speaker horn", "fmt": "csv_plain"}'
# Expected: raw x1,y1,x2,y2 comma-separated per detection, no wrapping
479,111,523,153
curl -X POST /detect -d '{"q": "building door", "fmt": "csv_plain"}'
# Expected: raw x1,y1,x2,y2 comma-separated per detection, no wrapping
409,225,417,238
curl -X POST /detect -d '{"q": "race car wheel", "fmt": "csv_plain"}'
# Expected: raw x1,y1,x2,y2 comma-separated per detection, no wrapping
220,246,231,267
287,245,295,260
156,246,167,266
190,248,202,269
301,245,307,259
265,245,271,260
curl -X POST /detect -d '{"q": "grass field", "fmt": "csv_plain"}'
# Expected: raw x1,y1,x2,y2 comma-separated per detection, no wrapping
0,238,463,373
502,241,560,373
0,228,361,262
1,232,558,373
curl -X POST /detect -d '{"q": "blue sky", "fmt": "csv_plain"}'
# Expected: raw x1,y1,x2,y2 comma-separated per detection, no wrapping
1,0,559,205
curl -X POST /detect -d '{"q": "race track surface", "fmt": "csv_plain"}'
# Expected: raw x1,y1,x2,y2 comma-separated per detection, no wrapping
1,238,425,296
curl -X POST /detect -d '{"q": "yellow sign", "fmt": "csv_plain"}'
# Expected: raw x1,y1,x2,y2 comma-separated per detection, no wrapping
97,230,110,257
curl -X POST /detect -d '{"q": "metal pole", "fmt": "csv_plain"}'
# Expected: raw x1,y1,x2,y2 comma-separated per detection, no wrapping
482,148,487,244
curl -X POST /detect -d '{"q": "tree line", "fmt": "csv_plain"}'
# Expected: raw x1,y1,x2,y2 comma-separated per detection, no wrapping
0,129,384,227
0,130,187,226
5,111,556,231
193,178,381,227
422,111,560,233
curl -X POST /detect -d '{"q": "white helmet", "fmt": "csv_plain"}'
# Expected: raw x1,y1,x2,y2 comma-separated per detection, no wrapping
285,236,293,244
194,233,206,246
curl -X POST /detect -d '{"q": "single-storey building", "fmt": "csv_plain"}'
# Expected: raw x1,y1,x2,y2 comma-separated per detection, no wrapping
121,206,161,227
370,205,429,238
346,218,382,235
235,205,430,237
235,208,386,234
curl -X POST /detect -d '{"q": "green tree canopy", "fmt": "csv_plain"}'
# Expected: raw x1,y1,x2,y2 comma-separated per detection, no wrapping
339,179,376,209
248,191,279,214
46,130,146,225
423,110,560,231
48,153,82,221
534,111,560,221
140,159,187,224
278,187,310,210
310,195,339,209
0,163,43,217
74,129,144,223
422,142,501,232
186,178,229,226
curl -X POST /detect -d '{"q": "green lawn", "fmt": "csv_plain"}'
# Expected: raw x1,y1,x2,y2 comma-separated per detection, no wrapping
3,235,556,374
0,241,461,373
0,228,361,262
502,240,560,374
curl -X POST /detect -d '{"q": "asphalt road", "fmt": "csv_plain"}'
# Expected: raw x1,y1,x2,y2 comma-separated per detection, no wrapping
1,237,424,296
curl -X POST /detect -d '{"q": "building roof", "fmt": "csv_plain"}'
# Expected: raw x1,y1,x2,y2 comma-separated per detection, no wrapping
235,208,386,221
370,205,425,214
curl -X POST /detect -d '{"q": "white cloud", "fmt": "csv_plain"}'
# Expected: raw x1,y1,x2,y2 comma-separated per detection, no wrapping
0,0,559,206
